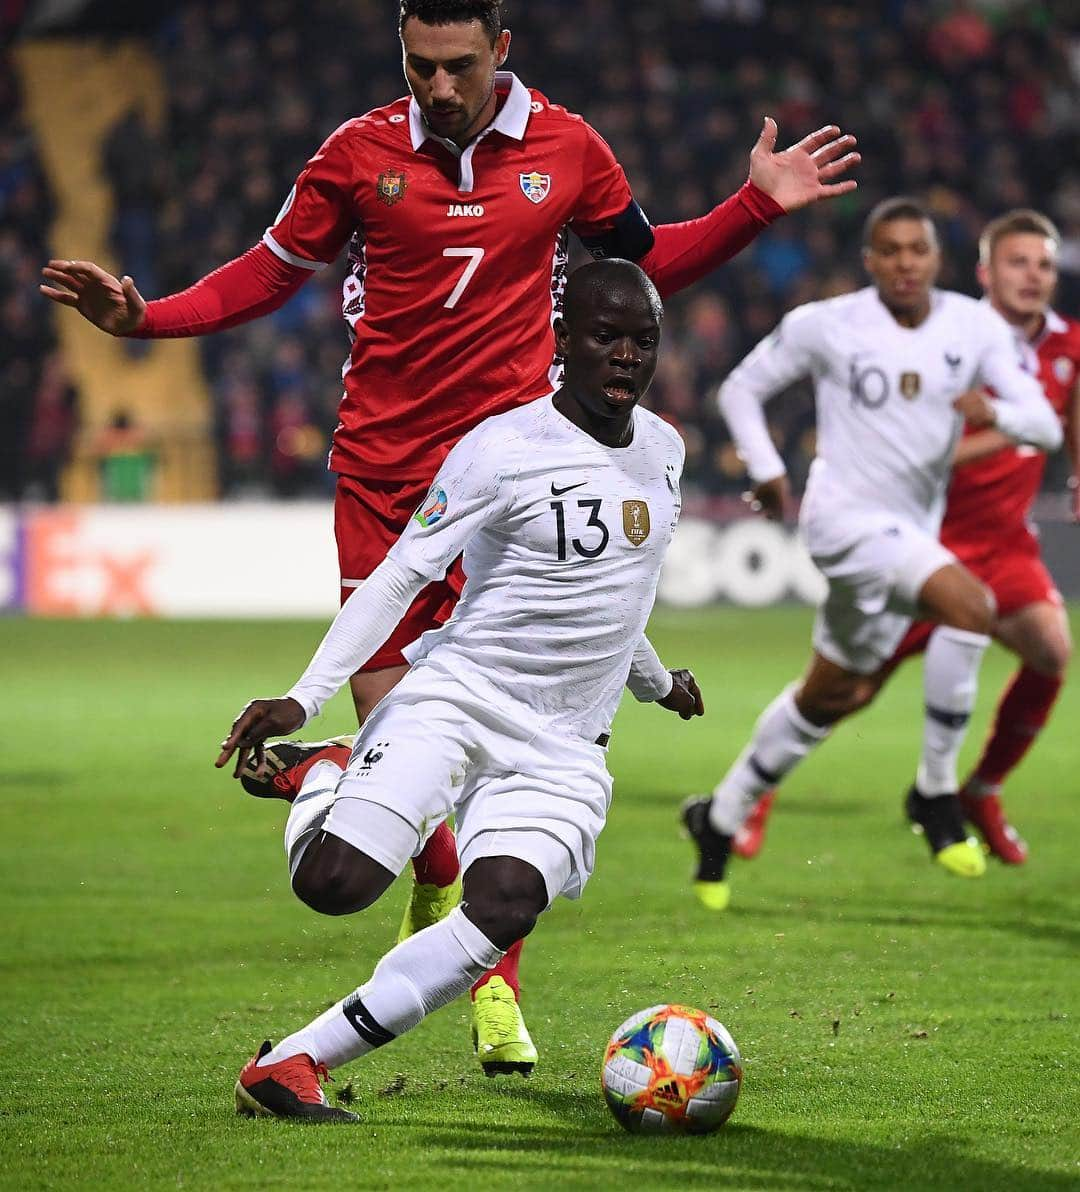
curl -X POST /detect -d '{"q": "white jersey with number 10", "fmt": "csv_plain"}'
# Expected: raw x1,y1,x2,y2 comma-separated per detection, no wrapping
719,286,1062,535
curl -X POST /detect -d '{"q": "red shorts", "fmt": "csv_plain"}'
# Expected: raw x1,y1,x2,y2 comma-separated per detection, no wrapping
888,529,1061,669
335,475,466,672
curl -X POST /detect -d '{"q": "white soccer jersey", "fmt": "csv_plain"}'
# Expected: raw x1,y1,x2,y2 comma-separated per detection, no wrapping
288,395,684,743
719,286,1063,533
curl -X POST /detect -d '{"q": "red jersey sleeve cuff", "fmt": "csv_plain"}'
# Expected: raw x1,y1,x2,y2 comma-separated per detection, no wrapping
740,179,786,224
127,305,158,338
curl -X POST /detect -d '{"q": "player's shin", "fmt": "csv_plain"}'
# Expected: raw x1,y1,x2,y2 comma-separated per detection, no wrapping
967,665,1063,794
259,907,504,1071
917,627,990,796
709,687,830,836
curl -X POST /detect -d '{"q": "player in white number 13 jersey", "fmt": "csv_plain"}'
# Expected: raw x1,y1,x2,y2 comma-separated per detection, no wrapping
682,198,1062,908
216,261,703,1122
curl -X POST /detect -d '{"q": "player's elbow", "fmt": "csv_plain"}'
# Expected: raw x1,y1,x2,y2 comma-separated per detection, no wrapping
717,381,738,421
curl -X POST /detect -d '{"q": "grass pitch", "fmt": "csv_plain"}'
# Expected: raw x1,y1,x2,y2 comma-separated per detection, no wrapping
1,607,1078,1191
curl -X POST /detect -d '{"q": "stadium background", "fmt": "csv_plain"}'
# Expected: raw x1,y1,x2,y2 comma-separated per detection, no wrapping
3,6,1080,1185
2,0,1079,616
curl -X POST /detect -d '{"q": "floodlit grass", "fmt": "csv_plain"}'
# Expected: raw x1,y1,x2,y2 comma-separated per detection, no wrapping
1,608,1077,1190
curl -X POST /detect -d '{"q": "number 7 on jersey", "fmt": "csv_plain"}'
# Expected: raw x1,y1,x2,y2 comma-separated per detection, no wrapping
442,247,485,310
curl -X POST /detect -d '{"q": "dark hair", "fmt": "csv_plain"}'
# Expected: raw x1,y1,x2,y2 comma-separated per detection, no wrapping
399,1,504,43
979,208,1060,265
862,196,934,247
563,259,663,325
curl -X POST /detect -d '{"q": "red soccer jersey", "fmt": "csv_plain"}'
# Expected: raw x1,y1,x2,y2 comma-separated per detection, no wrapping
265,73,636,481
941,309,1080,550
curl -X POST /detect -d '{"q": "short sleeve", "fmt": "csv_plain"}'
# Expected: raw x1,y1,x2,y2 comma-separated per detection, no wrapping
567,122,636,239
388,424,516,580
263,122,363,270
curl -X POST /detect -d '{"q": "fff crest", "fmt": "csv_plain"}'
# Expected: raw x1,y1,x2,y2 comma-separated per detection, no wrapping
520,171,552,204
377,170,408,206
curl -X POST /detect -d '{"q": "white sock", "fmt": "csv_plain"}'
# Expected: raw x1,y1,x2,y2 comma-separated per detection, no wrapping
284,758,344,875
917,627,990,796
709,686,830,835
260,907,504,1070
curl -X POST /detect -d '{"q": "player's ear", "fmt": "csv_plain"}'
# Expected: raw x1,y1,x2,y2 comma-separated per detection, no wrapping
975,260,990,293
553,316,570,355
495,30,510,67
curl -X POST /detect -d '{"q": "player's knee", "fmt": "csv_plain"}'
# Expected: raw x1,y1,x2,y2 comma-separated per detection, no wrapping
799,677,872,723
954,581,996,636
464,894,540,951
291,839,387,917
846,677,880,715
1027,633,1071,677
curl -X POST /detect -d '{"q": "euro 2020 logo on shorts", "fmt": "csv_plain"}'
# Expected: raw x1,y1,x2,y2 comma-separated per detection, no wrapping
414,486,448,528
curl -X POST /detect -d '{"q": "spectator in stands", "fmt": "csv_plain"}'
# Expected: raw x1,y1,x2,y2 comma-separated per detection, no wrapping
16,0,1080,501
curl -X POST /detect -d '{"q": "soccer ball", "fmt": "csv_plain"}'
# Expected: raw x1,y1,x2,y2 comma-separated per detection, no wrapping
601,1004,742,1134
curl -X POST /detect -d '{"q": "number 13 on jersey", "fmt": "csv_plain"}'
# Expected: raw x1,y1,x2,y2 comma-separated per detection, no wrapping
442,247,485,309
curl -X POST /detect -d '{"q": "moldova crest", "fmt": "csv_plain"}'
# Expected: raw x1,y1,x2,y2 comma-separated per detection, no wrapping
520,171,552,204
622,500,651,547
377,170,408,207
1054,355,1075,385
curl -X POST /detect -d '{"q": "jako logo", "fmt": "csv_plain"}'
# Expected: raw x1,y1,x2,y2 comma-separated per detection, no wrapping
446,203,485,217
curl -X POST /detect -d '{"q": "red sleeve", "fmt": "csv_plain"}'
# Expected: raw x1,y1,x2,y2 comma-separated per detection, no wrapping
568,122,635,237
131,242,309,338
640,181,785,299
265,120,364,267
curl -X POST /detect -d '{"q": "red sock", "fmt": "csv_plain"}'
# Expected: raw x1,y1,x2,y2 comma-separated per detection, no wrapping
970,666,1062,790
471,938,523,1001
411,821,460,888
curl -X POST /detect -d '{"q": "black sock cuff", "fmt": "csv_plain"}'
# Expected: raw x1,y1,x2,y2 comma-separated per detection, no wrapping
748,753,780,786
925,704,971,730
342,993,395,1049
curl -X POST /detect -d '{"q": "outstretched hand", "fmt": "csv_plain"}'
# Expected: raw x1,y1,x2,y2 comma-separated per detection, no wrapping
658,669,705,720
216,697,306,778
749,117,860,213
40,259,147,335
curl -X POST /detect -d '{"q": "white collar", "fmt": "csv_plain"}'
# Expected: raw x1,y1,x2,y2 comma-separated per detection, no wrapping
980,295,1068,344
1043,308,1068,337
408,71,531,154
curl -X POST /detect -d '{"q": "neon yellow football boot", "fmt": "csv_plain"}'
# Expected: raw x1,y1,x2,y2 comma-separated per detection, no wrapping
682,796,734,910
396,875,462,943
934,840,987,878
905,786,986,878
692,880,732,911
471,976,538,1077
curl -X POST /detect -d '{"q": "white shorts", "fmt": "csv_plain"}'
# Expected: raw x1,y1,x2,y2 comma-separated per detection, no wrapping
805,510,955,675
321,664,612,905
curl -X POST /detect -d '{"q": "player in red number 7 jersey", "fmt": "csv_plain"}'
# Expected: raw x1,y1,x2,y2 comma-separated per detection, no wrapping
40,0,859,1074
736,208,1079,866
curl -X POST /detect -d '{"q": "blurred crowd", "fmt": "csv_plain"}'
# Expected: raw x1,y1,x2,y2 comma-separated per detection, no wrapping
9,0,1080,499
1,53,77,501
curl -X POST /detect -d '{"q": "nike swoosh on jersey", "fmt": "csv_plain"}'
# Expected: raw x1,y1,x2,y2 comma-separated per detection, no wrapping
551,481,587,496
